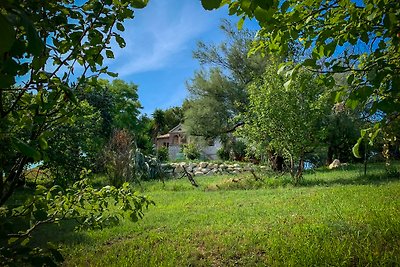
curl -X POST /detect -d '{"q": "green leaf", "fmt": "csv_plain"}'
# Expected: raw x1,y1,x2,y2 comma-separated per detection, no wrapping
36,185,48,194
360,31,369,44
61,86,78,105
38,136,48,150
352,137,363,158
131,0,149,9
237,17,245,30
255,0,275,9
324,41,337,57
0,14,16,54
284,79,291,89
277,64,286,75
130,212,138,222
369,127,381,145
302,58,316,67
281,1,290,13
116,22,125,31
105,50,114,59
20,237,30,246
201,0,223,10
33,209,48,221
8,237,19,245
254,7,269,22
20,14,45,56
12,137,41,161
106,71,118,77
115,35,126,48
347,73,354,85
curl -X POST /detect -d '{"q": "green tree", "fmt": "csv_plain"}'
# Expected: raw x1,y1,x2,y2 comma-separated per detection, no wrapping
163,106,184,132
201,0,400,155
151,106,184,137
0,0,149,206
0,0,152,263
152,108,166,140
43,100,103,186
184,21,265,139
238,63,330,183
136,114,155,154
185,68,239,138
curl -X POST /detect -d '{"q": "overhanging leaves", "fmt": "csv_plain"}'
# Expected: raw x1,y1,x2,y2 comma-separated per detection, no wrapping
201,0,223,10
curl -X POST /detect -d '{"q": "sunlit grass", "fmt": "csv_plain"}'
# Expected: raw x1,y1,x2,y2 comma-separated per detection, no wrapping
28,163,400,266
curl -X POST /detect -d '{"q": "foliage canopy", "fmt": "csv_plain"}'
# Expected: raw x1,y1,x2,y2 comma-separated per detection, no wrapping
201,0,400,153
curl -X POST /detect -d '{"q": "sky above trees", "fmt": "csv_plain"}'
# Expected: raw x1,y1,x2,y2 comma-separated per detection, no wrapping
105,0,258,114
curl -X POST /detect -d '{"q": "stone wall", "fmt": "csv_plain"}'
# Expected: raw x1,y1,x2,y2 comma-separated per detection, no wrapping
162,161,262,177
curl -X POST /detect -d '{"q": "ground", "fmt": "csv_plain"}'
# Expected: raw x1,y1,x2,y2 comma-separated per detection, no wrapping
12,163,400,266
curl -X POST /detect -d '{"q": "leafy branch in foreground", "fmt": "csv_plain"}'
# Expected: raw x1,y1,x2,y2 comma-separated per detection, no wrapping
0,0,149,206
0,170,154,266
201,0,400,156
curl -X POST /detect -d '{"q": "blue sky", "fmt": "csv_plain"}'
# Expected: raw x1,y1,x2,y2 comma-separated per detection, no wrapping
105,1,254,115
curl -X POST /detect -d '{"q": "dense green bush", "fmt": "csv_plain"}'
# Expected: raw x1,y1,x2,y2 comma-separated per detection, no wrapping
182,143,201,160
157,146,169,162
217,139,247,161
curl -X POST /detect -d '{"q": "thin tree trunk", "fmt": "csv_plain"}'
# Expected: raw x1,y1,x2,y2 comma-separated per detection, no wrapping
326,146,334,165
0,156,28,206
289,154,295,179
295,156,304,185
364,141,368,176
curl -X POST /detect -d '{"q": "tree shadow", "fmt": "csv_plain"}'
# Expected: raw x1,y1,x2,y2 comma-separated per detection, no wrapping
300,172,400,187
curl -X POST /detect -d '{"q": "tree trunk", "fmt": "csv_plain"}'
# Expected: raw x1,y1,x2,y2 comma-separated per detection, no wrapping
295,157,304,185
326,146,334,165
268,150,284,172
0,157,28,206
364,141,368,176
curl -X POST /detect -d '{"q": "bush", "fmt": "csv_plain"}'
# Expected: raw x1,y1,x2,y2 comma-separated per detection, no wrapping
182,143,200,160
103,129,135,187
157,146,169,162
218,139,247,161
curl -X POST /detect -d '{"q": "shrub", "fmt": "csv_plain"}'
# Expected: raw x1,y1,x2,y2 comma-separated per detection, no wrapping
218,139,247,161
182,143,200,160
217,147,230,160
157,146,169,162
103,129,135,187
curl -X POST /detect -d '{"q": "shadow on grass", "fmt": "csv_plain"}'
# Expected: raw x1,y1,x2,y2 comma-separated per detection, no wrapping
300,172,400,187
206,165,400,191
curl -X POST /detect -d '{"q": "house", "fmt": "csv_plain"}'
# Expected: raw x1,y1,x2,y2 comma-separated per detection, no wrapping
156,124,222,160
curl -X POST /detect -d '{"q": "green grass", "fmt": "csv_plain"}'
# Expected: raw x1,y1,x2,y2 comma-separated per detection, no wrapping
16,163,400,265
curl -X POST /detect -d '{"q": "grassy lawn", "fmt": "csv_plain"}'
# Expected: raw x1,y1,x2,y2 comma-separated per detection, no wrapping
20,163,400,266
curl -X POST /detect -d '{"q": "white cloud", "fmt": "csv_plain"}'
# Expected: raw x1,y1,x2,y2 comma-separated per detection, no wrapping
109,1,218,76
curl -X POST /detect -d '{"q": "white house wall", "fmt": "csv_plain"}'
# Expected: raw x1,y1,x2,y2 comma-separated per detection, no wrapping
167,139,222,160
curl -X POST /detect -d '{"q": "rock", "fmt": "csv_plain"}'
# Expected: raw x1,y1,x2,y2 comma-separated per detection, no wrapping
243,165,253,171
201,168,209,173
188,163,196,169
194,171,204,176
199,162,208,168
328,159,341,169
208,169,217,175
174,164,184,173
